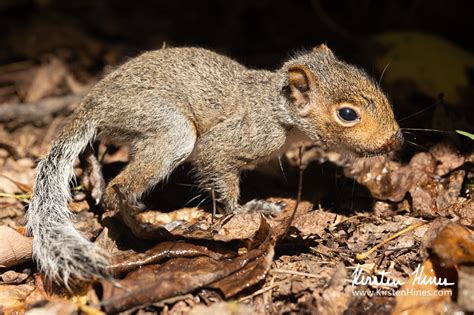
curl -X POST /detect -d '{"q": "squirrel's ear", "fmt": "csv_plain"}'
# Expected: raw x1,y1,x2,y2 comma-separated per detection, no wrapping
313,44,334,57
288,64,317,116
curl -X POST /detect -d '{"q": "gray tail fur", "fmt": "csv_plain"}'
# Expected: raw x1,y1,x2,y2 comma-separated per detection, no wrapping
26,115,108,285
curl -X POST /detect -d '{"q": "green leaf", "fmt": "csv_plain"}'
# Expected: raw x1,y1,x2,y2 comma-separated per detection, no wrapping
374,32,474,107
456,130,474,140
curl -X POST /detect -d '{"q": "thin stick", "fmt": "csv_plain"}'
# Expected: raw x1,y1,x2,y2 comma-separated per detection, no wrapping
0,192,30,203
0,174,32,193
271,269,321,279
211,188,216,225
76,302,106,315
0,192,29,198
356,222,426,260
0,142,20,159
283,146,304,239
238,283,280,302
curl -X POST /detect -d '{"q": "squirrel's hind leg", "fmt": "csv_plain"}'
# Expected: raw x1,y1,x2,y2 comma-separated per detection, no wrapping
102,114,197,237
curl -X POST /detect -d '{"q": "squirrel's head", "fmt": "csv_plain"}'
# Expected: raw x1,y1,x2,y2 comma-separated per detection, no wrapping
282,44,403,156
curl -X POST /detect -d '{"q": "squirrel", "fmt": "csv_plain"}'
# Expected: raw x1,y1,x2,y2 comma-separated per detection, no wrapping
26,45,403,285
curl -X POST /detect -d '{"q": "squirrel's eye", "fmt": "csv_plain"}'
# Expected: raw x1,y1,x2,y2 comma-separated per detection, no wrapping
337,107,359,122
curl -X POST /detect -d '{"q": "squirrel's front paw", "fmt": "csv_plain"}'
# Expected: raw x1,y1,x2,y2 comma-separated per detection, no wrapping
238,199,286,216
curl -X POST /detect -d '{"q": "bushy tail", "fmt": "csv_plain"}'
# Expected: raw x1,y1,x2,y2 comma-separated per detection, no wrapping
26,117,108,285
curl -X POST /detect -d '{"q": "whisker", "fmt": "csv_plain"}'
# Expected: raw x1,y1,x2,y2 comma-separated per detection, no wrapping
184,193,205,207
379,62,391,85
405,140,427,150
398,94,444,124
401,130,419,140
196,195,209,208
278,156,288,184
401,128,453,133
398,108,430,123
175,182,201,188
398,104,438,124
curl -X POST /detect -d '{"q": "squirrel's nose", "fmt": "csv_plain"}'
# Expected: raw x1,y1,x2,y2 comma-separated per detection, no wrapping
381,129,404,152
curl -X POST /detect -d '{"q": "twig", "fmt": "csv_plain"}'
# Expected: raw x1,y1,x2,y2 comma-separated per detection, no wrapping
356,222,426,260
73,297,106,315
0,174,32,193
238,282,281,302
271,269,321,279
0,192,30,198
211,188,216,225
283,146,305,238
0,193,31,203
0,142,20,159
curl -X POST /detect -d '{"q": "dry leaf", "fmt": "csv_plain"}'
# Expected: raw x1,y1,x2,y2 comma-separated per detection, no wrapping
393,259,453,315
99,217,273,312
0,284,34,313
108,241,233,276
430,223,474,266
292,210,337,236
25,57,68,102
0,226,32,268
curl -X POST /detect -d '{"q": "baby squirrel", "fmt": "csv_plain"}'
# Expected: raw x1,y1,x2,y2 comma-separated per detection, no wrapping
26,45,403,285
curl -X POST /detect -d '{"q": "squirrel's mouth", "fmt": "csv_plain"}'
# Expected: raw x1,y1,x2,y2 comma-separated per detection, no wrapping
353,130,404,157
322,130,404,158
379,130,404,153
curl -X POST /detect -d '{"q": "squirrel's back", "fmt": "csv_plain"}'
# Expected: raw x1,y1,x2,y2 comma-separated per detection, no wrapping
82,47,271,137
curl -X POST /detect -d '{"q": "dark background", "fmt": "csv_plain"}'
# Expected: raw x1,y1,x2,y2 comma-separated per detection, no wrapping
1,0,473,67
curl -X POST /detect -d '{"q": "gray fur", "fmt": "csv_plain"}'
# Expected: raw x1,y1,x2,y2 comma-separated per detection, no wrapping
27,46,402,285
26,117,108,285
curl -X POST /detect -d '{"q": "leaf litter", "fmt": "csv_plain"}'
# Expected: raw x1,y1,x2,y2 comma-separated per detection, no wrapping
0,48,472,315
